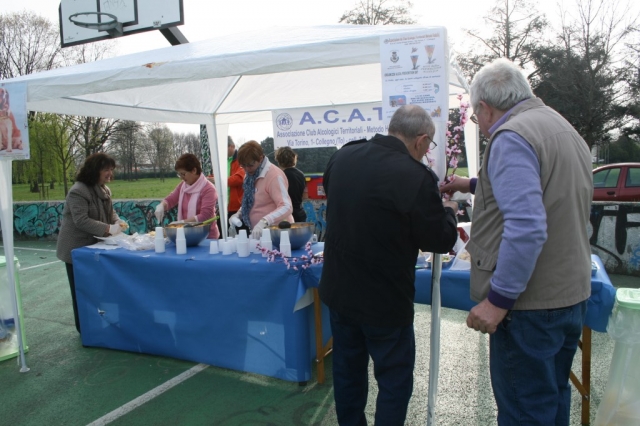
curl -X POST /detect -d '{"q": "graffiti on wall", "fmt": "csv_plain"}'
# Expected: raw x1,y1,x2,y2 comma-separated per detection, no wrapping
589,203,640,275
8,200,328,241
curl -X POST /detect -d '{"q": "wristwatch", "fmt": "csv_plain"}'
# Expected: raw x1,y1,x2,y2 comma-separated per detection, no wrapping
260,218,269,227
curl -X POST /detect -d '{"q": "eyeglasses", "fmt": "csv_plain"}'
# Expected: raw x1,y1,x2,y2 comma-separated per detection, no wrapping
470,113,478,125
176,171,188,178
417,134,437,151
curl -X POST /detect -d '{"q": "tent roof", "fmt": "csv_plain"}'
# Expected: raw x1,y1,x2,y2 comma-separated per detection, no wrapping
5,25,469,124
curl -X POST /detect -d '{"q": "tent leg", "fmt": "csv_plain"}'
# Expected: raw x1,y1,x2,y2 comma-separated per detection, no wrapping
0,159,29,373
427,253,442,425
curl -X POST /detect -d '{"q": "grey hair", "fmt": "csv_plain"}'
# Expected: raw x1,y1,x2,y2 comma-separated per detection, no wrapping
470,58,534,112
227,136,235,147
388,105,435,140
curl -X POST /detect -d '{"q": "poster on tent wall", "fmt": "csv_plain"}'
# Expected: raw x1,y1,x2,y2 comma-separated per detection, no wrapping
379,28,449,180
0,83,29,160
272,103,386,150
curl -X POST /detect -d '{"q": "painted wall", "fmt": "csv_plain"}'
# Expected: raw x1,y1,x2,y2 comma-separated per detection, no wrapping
3,199,638,276
4,199,328,241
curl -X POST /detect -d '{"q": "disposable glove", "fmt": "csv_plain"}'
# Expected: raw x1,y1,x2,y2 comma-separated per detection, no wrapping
154,203,165,223
108,224,123,236
229,214,242,228
228,224,238,238
117,219,129,230
251,218,269,240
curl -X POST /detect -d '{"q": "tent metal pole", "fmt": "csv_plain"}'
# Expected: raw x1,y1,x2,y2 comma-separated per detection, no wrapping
0,159,29,372
426,253,442,425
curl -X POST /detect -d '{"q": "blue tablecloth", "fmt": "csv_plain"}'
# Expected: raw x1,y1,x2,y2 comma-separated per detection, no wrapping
72,242,331,383
299,247,616,333
73,242,615,384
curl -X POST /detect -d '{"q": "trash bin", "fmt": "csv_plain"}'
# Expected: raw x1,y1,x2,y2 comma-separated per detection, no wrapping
594,288,640,426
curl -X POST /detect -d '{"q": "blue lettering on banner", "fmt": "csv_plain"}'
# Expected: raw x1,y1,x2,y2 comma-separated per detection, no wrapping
324,110,339,124
300,112,316,125
347,109,366,122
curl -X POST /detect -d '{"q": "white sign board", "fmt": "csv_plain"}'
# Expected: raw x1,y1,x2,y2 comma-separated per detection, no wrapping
0,83,29,160
379,29,449,180
380,28,448,122
272,103,387,150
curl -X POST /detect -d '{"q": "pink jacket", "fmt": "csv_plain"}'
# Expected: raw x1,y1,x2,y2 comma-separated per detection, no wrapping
242,159,294,228
164,178,220,239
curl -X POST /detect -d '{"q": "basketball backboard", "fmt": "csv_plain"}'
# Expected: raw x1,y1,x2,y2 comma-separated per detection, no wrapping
59,0,184,47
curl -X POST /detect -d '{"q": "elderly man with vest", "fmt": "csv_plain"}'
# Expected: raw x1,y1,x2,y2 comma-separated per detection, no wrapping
441,58,593,425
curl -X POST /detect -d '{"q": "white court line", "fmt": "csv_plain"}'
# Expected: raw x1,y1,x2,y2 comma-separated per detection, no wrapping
86,363,209,426
0,245,57,253
20,260,60,271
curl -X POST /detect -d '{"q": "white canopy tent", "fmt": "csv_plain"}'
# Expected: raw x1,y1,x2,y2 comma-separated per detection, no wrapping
1,25,476,419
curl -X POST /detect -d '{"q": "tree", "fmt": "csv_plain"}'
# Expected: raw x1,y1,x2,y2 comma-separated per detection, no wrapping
146,124,174,180
458,0,549,79
339,0,416,25
530,0,637,149
0,11,61,79
110,120,144,181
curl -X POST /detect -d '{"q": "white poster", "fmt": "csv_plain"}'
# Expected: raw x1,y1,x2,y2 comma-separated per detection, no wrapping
380,29,448,122
0,83,29,160
272,103,386,150
379,29,449,180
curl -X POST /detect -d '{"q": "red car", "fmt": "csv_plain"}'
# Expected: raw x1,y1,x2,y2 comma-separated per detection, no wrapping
592,163,640,201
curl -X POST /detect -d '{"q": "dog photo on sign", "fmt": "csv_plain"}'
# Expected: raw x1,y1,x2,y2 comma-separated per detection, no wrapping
0,87,23,153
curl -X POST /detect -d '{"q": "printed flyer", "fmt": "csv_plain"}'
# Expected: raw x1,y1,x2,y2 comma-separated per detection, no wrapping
379,28,448,122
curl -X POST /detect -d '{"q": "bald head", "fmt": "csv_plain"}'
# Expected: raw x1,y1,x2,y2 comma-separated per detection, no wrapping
388,105,435,144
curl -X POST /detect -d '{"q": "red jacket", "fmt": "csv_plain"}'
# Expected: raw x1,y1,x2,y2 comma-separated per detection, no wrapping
228,153,245,212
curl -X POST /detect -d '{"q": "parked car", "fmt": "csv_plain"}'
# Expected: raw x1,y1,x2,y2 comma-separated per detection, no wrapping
592,163,640,201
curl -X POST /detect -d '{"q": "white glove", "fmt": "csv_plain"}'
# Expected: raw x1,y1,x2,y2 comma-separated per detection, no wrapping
117,219,129,231
229,214,242,228
228,224,238,238
251,218,269,240
108,224,122,236
154,203,165,223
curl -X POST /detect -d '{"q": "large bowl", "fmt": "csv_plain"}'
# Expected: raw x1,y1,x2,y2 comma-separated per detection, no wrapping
164,223,211,247
268,222,314,250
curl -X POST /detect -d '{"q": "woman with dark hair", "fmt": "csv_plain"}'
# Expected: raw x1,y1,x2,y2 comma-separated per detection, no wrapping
228,140,293,239
154,153,220,239
275,146,307,223
56,153,127,334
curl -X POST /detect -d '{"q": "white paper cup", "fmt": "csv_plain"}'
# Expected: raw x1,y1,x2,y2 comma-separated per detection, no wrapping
260,239,272,256
280,230,290,245
238,229,248,241
261,228,271,242
209,240,219,254
237,241,250,257
227,237,237,253
221,241,232,255
249,238,260,254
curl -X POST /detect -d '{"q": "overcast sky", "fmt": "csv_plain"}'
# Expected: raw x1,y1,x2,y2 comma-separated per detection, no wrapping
4,0,632,141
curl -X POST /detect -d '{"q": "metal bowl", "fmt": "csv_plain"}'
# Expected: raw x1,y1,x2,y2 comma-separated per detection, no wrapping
268,222,314,250
164,223,211,247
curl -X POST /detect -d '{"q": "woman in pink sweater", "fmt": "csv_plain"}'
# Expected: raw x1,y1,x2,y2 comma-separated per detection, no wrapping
228,141,293,239
154,153,220,239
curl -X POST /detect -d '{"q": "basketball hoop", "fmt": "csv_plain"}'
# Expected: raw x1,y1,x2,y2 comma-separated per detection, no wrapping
69,12,124,37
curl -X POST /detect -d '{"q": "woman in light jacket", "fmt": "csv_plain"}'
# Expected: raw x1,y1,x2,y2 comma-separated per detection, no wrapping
56,153,126,334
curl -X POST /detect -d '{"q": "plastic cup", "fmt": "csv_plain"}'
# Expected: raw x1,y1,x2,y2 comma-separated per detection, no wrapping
209,240,219,254
154,226,165,253
237,241,250,257
261,228,271,242
176,228,187,254
238,229,248,241
221,241,232,255
249,238,260,254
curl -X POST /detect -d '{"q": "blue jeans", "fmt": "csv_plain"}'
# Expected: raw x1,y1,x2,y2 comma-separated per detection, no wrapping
490,300,588,425
329,309,415,426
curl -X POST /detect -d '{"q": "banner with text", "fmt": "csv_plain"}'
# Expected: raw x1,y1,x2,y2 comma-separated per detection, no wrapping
272,103,386,150
380,28,448,122
0,82,30,160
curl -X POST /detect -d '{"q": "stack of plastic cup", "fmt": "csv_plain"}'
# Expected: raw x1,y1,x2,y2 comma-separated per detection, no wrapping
221,240,232,255
155,226,165,253
227,237,237,253
279,230,292,257
209,240,219,254
237,229,249,257
260,228,272,256
249,238,260,254
175,227,187,255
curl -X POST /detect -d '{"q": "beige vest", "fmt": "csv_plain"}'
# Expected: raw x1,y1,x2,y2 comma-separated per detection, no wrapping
467,98,593,309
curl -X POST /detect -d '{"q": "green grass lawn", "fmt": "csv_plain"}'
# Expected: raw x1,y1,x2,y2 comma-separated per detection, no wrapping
12,168,470,202
12,177,183,202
